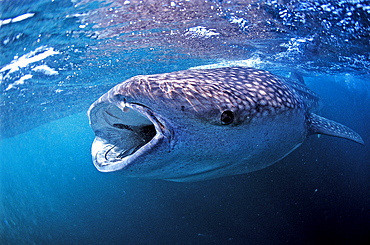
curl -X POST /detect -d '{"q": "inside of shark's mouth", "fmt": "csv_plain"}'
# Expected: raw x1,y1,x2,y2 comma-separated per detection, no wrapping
100,104,157,161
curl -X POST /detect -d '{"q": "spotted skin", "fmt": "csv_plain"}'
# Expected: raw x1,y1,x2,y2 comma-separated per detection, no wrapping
88,67,363,181
308,113,363,144
110,67,310,125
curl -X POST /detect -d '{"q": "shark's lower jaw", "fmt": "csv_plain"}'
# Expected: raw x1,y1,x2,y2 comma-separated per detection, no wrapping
89,101,168,172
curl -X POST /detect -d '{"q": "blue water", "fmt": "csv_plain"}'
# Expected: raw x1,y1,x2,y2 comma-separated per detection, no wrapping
1,0,370,244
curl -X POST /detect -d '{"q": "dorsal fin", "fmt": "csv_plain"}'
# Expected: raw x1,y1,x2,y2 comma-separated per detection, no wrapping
280,74,319,110
308,113,364,145
289,72,305,84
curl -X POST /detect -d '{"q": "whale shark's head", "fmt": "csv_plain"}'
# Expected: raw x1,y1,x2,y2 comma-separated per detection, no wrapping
88,67,307,181
88,67,362,181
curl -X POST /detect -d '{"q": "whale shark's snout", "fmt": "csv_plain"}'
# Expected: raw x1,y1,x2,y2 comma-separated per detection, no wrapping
88,67,363,181
88,97,172,172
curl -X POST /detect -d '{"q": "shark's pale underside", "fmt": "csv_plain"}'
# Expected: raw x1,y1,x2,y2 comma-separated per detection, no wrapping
88,67,364,182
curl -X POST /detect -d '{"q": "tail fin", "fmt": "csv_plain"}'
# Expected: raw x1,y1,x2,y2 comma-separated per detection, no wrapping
308,113,364,145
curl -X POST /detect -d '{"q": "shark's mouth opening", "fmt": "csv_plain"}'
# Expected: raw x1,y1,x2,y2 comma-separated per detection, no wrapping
88,101,169,172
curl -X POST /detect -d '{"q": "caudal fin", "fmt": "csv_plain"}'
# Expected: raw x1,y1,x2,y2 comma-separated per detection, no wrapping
308,113,364,145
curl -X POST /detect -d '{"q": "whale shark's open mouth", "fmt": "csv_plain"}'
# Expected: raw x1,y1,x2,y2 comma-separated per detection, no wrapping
88,101,170,172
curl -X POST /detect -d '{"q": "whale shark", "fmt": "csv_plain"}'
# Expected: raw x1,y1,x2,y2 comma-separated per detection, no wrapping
88,67,364,182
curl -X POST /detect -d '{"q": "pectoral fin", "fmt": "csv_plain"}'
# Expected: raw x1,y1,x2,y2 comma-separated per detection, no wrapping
308,113,364,145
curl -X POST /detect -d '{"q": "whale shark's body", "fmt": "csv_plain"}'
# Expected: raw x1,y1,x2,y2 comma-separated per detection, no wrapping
88,67,363,182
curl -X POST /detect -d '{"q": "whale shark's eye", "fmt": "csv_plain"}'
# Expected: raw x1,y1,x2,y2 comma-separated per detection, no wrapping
221,111,234,125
